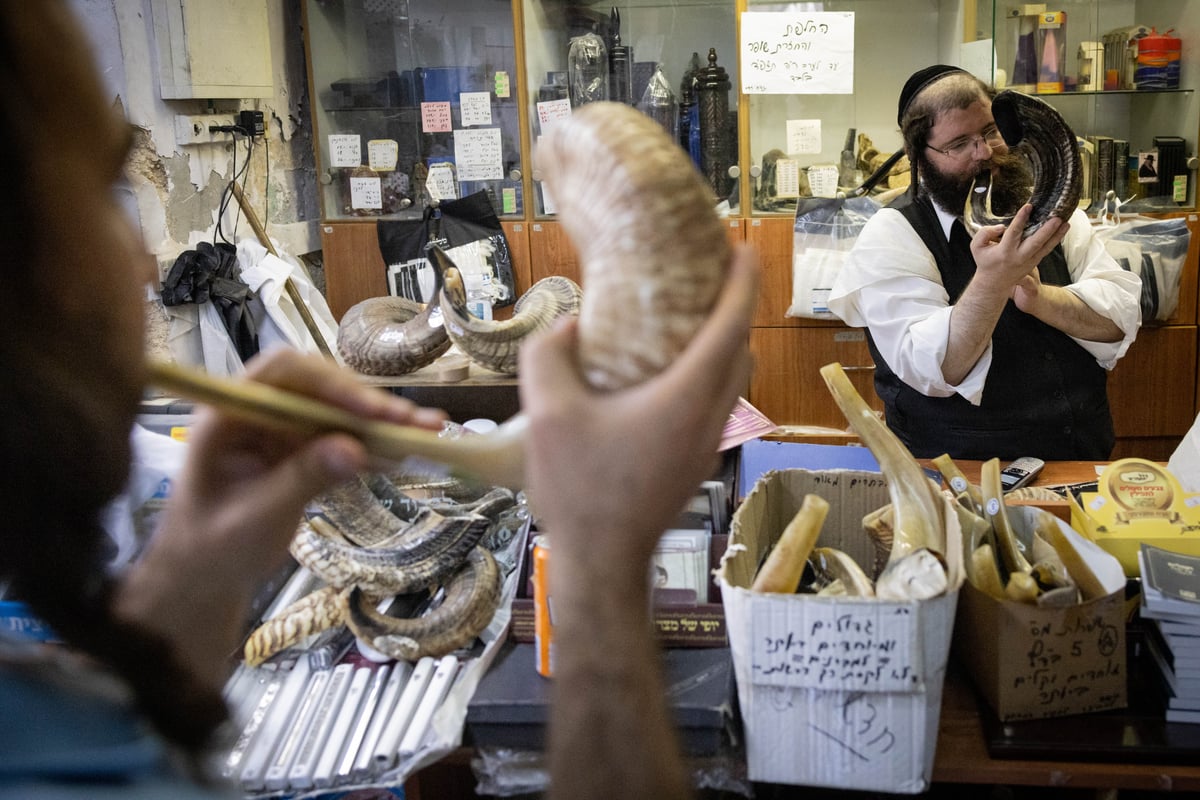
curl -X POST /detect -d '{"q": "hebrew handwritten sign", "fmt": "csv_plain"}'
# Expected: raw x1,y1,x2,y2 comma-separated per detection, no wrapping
741,11,854,95
328,134,361,168
453,128,503,182
750,600,924,692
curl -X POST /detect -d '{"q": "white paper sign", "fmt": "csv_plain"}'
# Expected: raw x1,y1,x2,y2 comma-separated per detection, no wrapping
536,98,572,132
367,139,398,171
328,134,361,168
741,11,855,95
749,599,923,692
808,164,840,198
349,175,382,209
459,91,493,127
786,119,822,155
426,162,457,201
453,128,504,182
775,158,800,198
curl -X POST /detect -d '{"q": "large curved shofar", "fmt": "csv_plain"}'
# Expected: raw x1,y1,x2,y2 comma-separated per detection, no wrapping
819,363,948,600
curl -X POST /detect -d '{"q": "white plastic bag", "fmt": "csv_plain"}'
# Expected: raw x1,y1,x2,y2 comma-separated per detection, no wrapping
787,194,881,320
1092,199,1190,324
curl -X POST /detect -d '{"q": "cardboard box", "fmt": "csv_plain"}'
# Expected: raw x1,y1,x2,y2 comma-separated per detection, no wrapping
955,506,1128,722
717,469,960,793
1069,458,1200,576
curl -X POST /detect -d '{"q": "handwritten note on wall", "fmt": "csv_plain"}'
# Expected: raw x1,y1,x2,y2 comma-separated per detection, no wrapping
740,11,855,94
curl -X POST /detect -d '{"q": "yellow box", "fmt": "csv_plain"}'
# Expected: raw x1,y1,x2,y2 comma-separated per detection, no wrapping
1068,458,1200,576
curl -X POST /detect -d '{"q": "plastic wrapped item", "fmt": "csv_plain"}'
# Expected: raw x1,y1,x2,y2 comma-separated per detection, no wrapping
567,31,608,107
636,63,677,138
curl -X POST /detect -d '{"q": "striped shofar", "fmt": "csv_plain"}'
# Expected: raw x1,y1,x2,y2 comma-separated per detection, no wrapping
343,546,501,661
336,294,451,376
243,585,348,667
290,488,516,597
964,89,1082,238
433,245,583,376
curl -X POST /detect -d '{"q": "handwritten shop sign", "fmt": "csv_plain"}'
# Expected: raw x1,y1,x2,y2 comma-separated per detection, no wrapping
740,11,854,94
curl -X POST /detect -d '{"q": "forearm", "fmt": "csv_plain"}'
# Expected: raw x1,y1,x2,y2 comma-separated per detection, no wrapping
548,545,690,800
1024,284,1124,342
942,280,1009,385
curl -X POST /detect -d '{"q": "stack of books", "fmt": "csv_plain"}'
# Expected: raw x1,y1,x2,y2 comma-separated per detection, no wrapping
1138,543,1200,723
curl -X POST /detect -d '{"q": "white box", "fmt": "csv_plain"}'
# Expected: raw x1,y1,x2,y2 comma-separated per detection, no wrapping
717,469,960,793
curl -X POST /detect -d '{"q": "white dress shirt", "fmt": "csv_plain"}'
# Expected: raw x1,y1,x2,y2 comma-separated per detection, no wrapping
827,204,1142,406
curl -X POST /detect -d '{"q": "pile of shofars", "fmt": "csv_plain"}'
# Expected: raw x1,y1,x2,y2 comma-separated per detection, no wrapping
750,362,958,601
932,455,1108,607
243,473,524,667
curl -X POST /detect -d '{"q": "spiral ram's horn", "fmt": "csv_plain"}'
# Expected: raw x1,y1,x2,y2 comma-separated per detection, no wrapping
964,89,1082,238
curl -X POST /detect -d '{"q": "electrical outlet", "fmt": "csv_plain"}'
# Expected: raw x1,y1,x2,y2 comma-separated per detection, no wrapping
174,113,239,146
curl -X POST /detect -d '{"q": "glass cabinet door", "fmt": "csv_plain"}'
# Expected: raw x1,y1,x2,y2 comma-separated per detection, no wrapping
744,0,968,217
990,0,1197,210
521,0,739,217
304,0,524,221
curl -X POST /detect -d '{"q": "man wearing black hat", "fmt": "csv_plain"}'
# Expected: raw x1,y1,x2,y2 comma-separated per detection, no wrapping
828,65,1141,461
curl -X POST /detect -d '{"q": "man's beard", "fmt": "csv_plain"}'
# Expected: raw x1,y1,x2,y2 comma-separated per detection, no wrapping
922,150,1034,219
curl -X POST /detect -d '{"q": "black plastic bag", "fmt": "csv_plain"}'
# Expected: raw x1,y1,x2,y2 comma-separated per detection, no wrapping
377,190,517,309
161,241,260,362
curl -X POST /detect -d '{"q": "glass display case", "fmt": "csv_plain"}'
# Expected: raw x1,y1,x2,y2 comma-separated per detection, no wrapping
304,0,525,221
743,0,962,217
520,0,740,216
989,0,1198,209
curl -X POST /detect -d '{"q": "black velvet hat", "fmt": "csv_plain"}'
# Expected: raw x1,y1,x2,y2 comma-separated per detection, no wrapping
897,64,968,126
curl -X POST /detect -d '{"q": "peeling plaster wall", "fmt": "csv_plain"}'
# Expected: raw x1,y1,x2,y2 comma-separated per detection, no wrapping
73,0,321,275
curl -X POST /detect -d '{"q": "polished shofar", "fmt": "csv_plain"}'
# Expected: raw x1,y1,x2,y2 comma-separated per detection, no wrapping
963,89,1082,238
145,360,529,488
290,503,501,598
243,585,347,667
336,294,451,377
750,493,829,594
811,547,876,597
344,546,501,661
820,362,947,600
432,244,582,376
979,458,1041,603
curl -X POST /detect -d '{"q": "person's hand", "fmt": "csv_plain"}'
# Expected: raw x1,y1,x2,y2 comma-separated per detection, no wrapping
970,203,1068,294
518,244,758,566
115,348,447,685
1011,265,1044,311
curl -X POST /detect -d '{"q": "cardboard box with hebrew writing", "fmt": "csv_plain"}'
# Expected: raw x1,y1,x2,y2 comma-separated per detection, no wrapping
1068,458,1200,577
717,469,961,793
955,506,1128,722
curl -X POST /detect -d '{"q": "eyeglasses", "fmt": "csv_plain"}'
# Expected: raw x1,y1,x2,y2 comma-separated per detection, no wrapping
926,125,1004,161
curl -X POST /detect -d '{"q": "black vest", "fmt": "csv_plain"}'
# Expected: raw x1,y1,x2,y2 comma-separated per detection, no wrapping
866,193,1115,461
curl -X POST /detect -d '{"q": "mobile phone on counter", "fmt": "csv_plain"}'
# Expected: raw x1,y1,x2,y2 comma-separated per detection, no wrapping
999,456,1045,492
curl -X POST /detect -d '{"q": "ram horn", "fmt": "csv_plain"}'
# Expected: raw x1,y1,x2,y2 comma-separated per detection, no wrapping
963,89,1082,238
336,291,451,376
289,502,502,596
243,585,348,667
432,245,582,376
820,362,948,601
146,103,732,488
343,546,501,661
